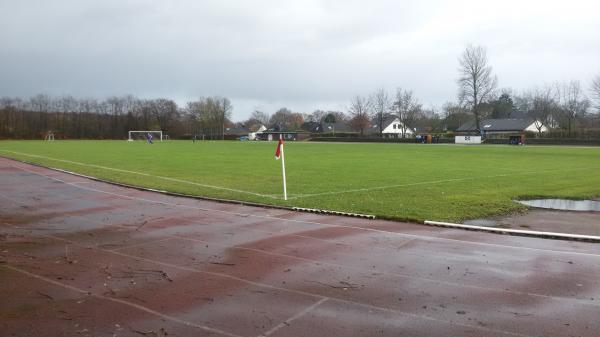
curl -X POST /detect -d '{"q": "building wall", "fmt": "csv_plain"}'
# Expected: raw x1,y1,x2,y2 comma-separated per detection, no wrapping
382,119,414,135
525,122,547,133
455,135,482,144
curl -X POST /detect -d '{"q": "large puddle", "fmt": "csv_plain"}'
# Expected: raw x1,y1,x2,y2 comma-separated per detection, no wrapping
517,199,600,212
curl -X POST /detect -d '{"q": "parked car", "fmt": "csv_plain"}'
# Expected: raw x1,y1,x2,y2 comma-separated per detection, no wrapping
238,136,249,141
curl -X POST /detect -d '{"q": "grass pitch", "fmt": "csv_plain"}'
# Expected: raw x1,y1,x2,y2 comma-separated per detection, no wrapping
1,140,599,222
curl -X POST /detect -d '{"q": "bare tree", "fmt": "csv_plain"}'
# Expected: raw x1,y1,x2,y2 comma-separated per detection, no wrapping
269,108,303,130
371,88,391,137
442,102,470,131
393,88,422,138
306,110,327,123
348,95,371,136
558,81,590,136
148,99,179,133
250,110,270,126
529,86,559,134
592,75,600,111
457,45,498,132
214,97,233,140
189,96,233,139
244,110,269,132
29,94,51,113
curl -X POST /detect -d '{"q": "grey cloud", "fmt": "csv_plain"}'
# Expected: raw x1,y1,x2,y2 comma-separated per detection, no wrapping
1,0,599,119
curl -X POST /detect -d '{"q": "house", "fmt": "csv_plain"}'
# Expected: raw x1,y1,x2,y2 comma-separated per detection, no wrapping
255,125,309,141
302,121,353,134
248,125,266,140
223,126,251,140
457,118,547,137
367,117,414,138
319,121,352,134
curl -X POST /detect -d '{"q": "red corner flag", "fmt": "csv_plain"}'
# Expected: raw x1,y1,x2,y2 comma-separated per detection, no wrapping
274,136,287,200
275,138,284,160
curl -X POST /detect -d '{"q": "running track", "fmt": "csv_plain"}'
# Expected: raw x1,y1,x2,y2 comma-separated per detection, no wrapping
1,157,600,337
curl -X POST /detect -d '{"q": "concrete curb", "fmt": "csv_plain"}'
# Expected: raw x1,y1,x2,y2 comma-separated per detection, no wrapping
425,220,600,243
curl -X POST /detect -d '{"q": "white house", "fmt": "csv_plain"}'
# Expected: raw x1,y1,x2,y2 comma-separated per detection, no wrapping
369,117,414,138
249,125,267,140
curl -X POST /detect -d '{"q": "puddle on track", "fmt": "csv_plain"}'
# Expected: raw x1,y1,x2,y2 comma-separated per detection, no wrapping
517,199,600,212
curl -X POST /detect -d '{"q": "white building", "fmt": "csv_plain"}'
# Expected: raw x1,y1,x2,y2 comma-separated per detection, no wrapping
249,125,267,140
368,117,414,138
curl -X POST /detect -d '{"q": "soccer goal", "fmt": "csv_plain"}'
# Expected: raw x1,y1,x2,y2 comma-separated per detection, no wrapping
128,130,163,141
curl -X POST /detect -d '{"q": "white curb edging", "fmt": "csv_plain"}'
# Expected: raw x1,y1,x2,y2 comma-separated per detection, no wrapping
425,220,600,243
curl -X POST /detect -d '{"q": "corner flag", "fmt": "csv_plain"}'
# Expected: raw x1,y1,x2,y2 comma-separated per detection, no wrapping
275,138,283,159
274,136,287,200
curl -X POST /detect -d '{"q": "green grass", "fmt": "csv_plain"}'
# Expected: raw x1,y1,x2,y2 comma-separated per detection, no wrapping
1,140,599,222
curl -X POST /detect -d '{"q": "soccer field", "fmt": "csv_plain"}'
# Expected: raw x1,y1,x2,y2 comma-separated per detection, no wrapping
1,140,599,222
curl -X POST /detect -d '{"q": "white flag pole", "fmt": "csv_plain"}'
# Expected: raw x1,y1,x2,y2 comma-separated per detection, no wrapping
280,136,288,200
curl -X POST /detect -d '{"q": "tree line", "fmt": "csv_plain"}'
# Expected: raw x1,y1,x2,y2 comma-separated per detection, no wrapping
0,95,233,140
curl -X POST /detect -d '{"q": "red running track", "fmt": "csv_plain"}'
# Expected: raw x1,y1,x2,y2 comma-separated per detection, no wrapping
1,157,600,337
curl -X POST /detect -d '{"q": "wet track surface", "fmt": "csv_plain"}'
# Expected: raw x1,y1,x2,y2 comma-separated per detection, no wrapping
1,157,600,337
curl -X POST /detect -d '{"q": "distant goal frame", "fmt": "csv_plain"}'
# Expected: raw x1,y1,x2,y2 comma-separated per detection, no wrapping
128,130,163,142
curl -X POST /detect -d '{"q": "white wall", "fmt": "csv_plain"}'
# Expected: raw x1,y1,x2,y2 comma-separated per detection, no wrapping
381,118,413,135
525,121,547,133
455,136,482,144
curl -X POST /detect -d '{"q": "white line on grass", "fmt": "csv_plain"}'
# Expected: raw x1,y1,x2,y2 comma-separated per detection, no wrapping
0,150,280,200
288,166,600,199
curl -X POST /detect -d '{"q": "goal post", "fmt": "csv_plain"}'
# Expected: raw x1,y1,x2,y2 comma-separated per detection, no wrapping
128,130,163,142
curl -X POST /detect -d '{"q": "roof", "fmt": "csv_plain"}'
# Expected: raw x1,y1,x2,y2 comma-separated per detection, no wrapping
366,116,399,134
301,121,321,132
457,118,535,132
319,122,352,133
302,121,352,133
223,127,250,135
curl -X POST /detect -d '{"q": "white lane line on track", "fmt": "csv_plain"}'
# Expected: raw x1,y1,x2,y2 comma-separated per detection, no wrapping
11,163,600,259
2,224,531,337
0,150,281,199
3,187,597,307
258,298,329,337
171,235,600,308
0,264,243,337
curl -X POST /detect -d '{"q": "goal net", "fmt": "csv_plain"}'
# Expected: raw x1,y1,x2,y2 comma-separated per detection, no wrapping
128,130,163,142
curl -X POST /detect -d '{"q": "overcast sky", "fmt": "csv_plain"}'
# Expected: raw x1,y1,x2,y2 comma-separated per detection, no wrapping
1,0,599,120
